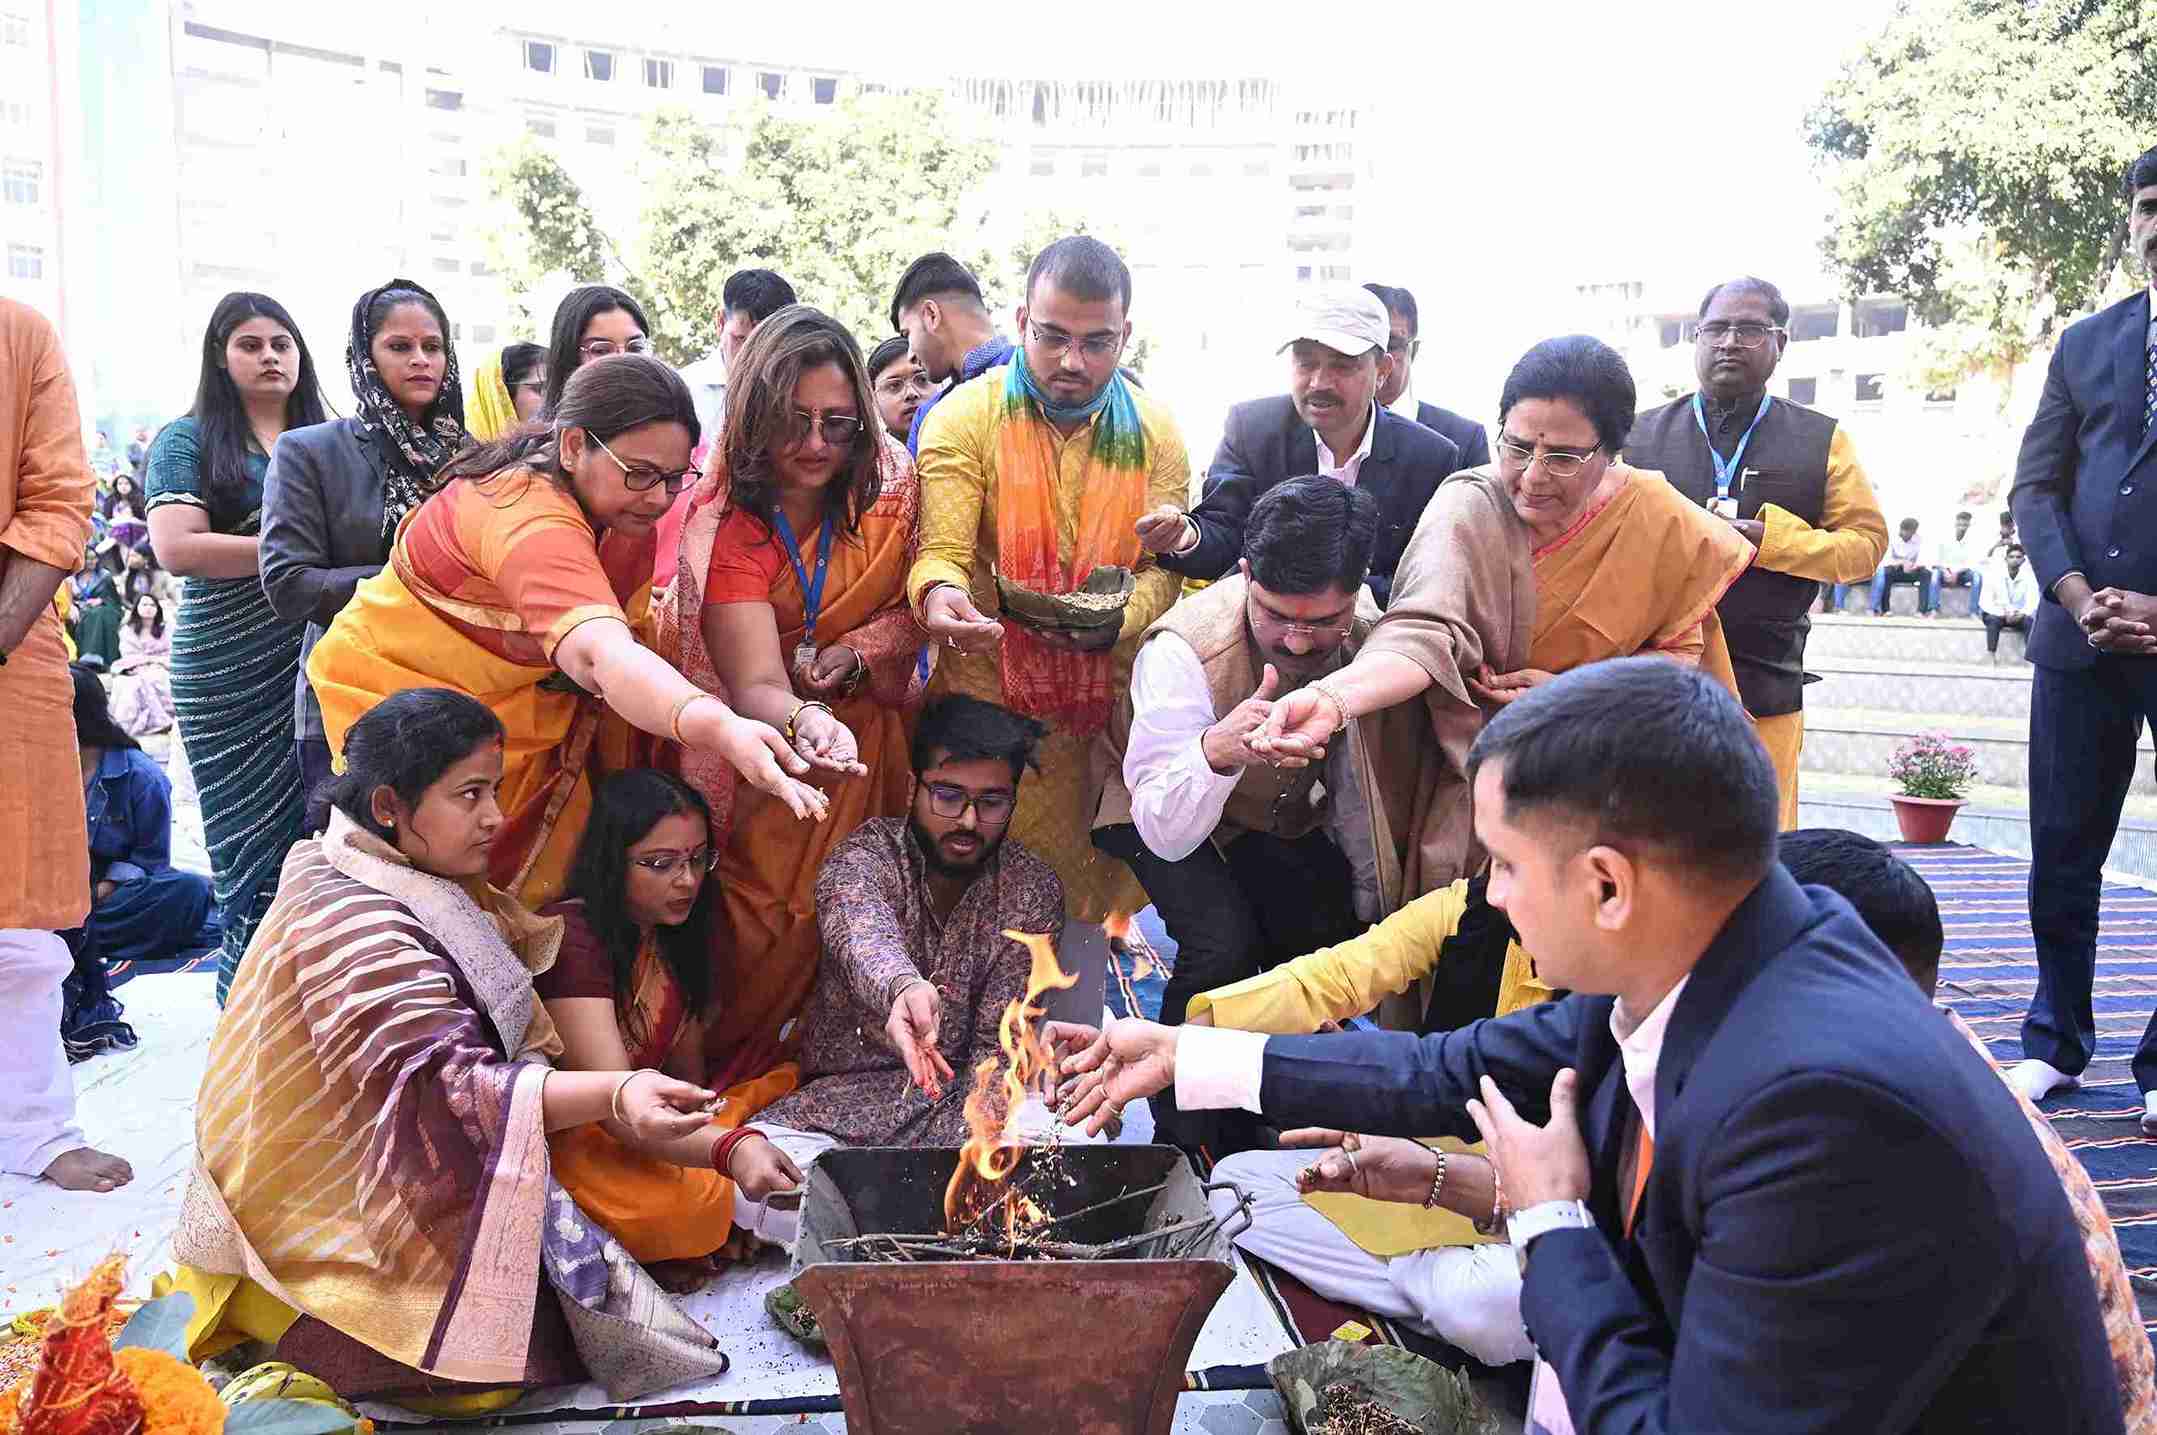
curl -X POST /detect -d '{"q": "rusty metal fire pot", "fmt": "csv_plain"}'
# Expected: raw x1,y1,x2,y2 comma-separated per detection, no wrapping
791,1144,1246,1435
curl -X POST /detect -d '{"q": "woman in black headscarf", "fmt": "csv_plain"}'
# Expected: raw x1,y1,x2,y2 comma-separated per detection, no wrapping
261,278,470,828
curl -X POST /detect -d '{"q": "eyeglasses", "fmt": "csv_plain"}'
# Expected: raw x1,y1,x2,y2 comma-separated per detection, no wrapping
1694,321,1785,349
578,337,654,359
1246,595,1355,644
923,782,1015,825
1026,322,1121,361
875,372,938,398
511,379,546,397
630,846,717,877
1385,336,1420,360
1494,437,1600,480
587,431,697,493
788,409,866,448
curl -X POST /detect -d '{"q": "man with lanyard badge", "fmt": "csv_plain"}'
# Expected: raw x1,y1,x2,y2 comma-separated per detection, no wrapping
1625,276,1887,827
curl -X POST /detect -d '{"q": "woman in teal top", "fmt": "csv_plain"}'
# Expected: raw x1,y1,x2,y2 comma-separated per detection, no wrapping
144,292,329,1001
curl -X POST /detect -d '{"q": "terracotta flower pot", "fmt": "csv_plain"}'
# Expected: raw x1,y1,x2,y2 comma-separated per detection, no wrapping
1890,794,1965,844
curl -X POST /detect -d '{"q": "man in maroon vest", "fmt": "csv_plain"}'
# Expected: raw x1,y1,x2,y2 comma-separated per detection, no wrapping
1624,276,1887,827
1093,476,1381,1152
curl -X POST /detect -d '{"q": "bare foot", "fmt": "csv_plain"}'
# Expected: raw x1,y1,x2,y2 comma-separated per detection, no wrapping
647,1258,714,1296
42,1147,134,1193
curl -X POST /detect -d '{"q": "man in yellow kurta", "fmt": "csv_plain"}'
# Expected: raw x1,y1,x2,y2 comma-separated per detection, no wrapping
0,299,133,1192
1625,276,1888,827
910,236,1190,1003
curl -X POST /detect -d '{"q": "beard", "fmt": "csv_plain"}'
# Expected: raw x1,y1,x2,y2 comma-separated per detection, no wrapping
909,814,1001,880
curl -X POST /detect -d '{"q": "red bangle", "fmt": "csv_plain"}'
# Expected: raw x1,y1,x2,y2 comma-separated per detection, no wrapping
711,1125,766,1176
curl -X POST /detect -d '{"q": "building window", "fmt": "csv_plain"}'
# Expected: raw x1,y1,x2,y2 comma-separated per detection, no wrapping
1295,265,1313,282
428,155,466,178
523,40,555,75
1135,157,1161,178
586,124,615,146
425,88,463,111
469,259,493,276
702,64,728,95
3,159,39,206
0,13,27,47
1854,373,1885,403
428,228,454,243
1320,264,1350,281
583,49,615,83
1029,152,1054,178
0,100,28,127
1080,150,1107,178
1853,299,1909,338
1786,376,1818,405
1244,159,1270,177
1789,305,1838,342
811,76,837,104
526,116,556,138
644,57,673,89
758,71,783,99
431,256,461,274
472,324,497,345
1190,160,1214,178
1925,385,1957,404
7,242,43,278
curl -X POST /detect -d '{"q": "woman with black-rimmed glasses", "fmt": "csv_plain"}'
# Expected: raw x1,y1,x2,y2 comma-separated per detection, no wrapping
305,352,830,917
658,303,930,1086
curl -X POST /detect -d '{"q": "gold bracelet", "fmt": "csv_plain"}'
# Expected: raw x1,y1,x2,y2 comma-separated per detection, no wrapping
668,692,707,744
609,1068,653,1124
787,699,836,744
1308,678,1351,736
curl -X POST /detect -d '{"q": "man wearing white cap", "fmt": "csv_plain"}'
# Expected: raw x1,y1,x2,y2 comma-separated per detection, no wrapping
1139,284,1462,605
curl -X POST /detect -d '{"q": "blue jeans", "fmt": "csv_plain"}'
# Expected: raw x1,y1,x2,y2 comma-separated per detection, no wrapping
2025,658,2157,1089
1935,566,1981,614
1870,564,1934,614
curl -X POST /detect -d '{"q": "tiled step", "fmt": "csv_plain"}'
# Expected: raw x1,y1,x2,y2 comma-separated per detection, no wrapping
1796,773,2157,887
1807,657,2032,721
1801,706,2156,796
1820,580,1980,619
1804,613,2026,667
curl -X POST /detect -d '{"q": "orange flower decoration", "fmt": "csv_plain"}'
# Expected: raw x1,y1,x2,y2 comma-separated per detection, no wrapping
0,1260,223,1435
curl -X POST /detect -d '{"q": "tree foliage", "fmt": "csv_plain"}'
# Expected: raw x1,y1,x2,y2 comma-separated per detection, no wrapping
482,138,615,324
1805,0,2155,377
632,90,1001,362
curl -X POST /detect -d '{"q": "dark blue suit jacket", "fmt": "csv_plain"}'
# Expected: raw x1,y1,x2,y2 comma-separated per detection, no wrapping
1414,400,1491,472
2011,291,2157,669
1256,869,2122,1434
1165,397,1459,606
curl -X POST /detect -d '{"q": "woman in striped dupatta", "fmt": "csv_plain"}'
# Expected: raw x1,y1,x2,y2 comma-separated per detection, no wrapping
170,690,732,1407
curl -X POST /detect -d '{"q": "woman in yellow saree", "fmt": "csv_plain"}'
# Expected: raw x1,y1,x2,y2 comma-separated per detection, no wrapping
306,354,827,913
658,306,928,1089
1252,334,1756,897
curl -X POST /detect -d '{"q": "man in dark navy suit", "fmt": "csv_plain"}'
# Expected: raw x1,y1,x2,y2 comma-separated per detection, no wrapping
1136,285,1459,606
2007,144,2157,1133
1362,283,1491,470
1055,658,2122,1434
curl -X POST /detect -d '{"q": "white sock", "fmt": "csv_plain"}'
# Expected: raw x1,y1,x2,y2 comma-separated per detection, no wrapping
2004,1059,2077,1103
2142,1093,2157,1133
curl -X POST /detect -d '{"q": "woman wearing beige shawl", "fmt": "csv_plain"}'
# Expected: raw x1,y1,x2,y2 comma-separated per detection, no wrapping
170,689,731,1409
1259,335,1754,900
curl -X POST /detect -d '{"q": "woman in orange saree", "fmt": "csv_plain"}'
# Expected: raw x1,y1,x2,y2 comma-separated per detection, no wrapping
306,354,827,913
658,306,928,1090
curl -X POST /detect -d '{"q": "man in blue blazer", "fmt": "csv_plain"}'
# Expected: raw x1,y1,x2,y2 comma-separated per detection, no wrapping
2007,144,2157,1128
1138,285,1459,606
1056,658,2122,1434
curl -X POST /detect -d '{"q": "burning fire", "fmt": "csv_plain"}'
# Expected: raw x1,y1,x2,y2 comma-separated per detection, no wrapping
1102,910,1156,983
942,929,1078,1241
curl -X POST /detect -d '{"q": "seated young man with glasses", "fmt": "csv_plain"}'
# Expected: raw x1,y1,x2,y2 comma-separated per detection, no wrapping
742,695,1091,1240
1622,275,1887,829
1092,477,1385,1154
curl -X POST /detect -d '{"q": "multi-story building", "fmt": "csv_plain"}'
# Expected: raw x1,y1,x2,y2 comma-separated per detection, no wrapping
0,0,72,337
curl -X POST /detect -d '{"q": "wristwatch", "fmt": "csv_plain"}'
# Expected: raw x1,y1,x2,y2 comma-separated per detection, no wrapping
1507,1199,1593,1276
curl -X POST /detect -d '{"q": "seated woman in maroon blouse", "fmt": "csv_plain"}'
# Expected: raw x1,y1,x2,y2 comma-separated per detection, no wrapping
536,769,802,1292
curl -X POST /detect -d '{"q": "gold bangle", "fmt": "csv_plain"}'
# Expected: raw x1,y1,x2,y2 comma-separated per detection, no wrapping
1308,678,1351,736
668,692,707,744
610,1068,653,1124
786,699,836,744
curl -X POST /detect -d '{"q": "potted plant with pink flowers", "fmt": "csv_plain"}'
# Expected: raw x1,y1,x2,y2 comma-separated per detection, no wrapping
1887,731,1977,843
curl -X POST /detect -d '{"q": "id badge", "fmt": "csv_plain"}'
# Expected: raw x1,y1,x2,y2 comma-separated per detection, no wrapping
795,642,819,673
1708,495,1739,519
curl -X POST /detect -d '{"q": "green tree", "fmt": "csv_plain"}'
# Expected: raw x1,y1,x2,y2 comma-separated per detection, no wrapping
1805,0,2155,391
482,138,621,325
632,91,1000,363
985,211,1153,375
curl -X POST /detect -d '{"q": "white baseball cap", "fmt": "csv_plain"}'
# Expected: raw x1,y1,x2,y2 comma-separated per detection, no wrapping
1278,284,1390,357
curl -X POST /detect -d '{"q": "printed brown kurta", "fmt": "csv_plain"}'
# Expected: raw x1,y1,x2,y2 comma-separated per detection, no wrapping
0,300,94,931
756,816,1065,1146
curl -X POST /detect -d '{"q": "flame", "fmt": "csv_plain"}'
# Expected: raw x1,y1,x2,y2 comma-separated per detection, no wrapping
942,929,1077,1240
1103,910,1155,983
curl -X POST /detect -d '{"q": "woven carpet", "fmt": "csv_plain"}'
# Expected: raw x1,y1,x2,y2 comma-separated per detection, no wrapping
1111,847,2157,1343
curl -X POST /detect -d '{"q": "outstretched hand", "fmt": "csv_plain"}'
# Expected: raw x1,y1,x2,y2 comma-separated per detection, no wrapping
922,585,1006,657
1048,1018,1181,1136
1246,685,1341,769
1135,504,1195,556
1282,1129,1439,1206
887,980,955,1098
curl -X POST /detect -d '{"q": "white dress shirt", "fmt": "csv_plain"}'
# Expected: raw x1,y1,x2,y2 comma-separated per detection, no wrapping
1315,402,1380,487
1932,534,1978,571
1980,559,2039,619
1171,973,1696,1435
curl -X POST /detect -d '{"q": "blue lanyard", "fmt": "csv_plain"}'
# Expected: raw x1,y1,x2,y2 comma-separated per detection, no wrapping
770,508,836,645
1691,393,1772,501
